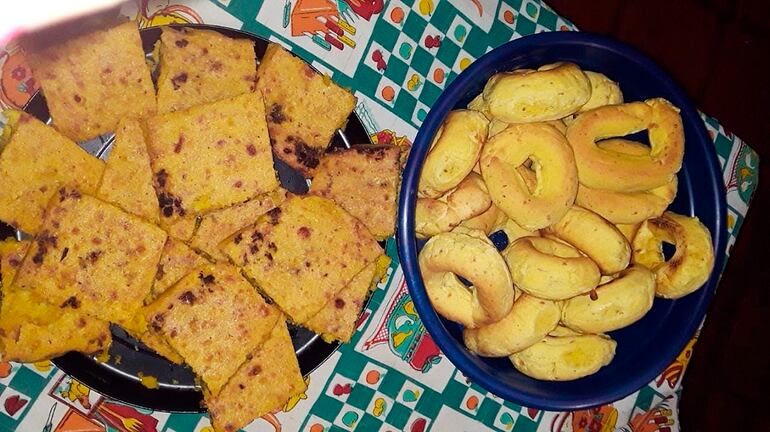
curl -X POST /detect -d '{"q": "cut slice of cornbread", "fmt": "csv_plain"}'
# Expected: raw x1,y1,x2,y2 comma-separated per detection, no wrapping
156,27,257,113
145,92,279,234
144,263,281,396
24,21,156,141
0,239,111,363
207,318,305,432
303,254,390,343
151,238,209,299
10,189,166,328
189,188,287,261
255,43,356,176
126,238,209,364
220,194,382,323
310,145,401,240
96,118,159,223
0,238,28,289
0,110,104,234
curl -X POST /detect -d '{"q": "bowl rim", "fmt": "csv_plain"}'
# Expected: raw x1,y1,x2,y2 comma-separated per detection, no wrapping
396,30,727,410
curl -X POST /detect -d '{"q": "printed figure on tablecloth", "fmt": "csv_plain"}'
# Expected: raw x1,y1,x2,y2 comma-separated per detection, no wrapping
726,141,758,205
617,396,677,432
656,336,697,390
50,405,107,432
93,401,159,432
51,375,102,415
134,0,203,27
0,42,38,109
256,1,382,77
363,277,442,373
356,268,455,392
551,405,619,432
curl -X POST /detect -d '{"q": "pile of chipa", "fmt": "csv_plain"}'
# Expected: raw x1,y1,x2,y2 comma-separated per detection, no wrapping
417,62,715,381
0,21,402,432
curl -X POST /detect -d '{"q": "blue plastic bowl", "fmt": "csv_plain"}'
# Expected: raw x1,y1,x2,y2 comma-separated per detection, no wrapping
397,31,727,410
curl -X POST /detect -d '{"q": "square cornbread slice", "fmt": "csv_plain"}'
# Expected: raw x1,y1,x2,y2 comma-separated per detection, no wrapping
220,195,382,323
24,21,156,142
303,255,390,343
189,188,287,261
207,318,305,432
0,110,104,234
130,238,208,364
164,215,199,242
10,189,167,328
151,238,210,299
310,145,401,240
0,239,111,363
144,263,281,396
255,43,356,176
145,92,278,234
156,27,257,113
0,238,29,289
96,118,159,223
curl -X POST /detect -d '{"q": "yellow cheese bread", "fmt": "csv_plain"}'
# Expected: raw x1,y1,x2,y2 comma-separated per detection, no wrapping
309,146,401,240
0,110,104,234
145,92,279,234
0,239,111,362
151,238,209,299
96,118,159,223
144,263,281,396
220,195,383,323
255,43,356,176
207,318,305,432
189,188,288,261
135,326,184,364
10,189,167,328
24,21,156,141
156,27,257,113
0,238,28,289
165,214,200,242
134,238,209,364
304,255,390,343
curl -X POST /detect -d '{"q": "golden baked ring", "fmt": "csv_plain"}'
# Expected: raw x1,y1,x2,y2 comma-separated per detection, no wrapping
480,122,578,230
503,236,600,300
510,334,617,381
616,222,642,243
543,206,631,275
632,211,715,299
575,140,678,224
415,172,491,238
419,229,515,328
562,265,656,334
566,98,684,192
578,71,624,112
487,119,567,139
418,109,489,198
464,294,560,357
548,325,582,337
473,63,591,123
459,203,539,242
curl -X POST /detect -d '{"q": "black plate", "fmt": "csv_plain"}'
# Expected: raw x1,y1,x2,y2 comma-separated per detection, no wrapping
11,24,373,412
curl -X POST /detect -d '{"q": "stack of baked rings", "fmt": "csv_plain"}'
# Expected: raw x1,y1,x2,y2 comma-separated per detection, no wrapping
416,63,716,381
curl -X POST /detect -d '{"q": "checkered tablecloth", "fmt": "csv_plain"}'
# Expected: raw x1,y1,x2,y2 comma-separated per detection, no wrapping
0,1,759,431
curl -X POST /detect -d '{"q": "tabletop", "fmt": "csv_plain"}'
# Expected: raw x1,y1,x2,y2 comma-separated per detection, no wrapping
0,1,760,431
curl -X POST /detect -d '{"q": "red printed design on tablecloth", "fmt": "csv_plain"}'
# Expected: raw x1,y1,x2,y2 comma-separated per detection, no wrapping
627,396,677,432
656,336,697,390
93,400,159,432
0,44,38,109
0,387,30,420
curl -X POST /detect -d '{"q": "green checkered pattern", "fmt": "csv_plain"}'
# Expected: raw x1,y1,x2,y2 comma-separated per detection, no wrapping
0,0,760,431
